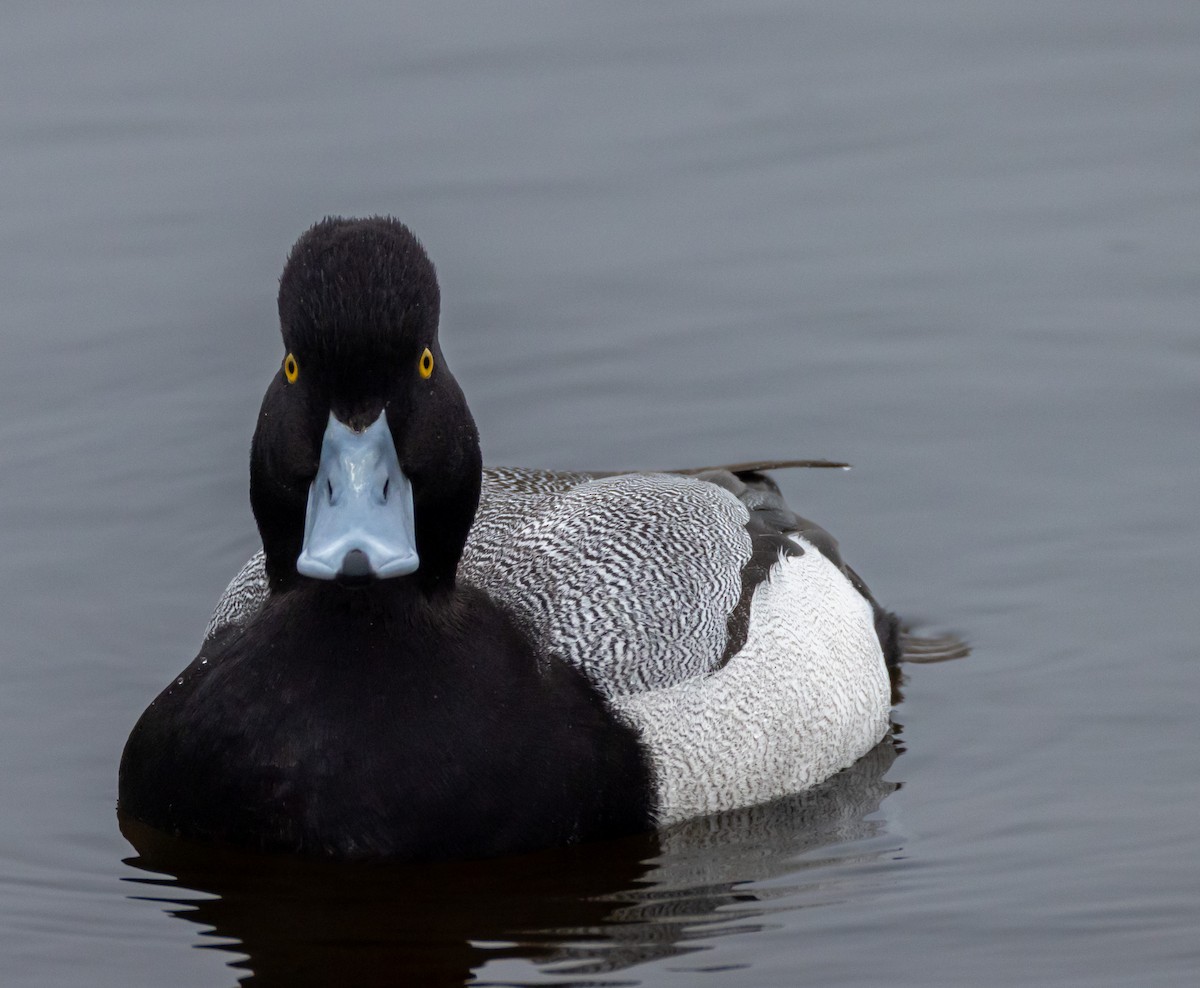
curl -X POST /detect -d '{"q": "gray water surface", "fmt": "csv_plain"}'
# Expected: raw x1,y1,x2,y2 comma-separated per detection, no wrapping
2,2,1198,985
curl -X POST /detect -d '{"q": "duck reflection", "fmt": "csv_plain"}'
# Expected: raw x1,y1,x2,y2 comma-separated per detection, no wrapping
121,738,898,987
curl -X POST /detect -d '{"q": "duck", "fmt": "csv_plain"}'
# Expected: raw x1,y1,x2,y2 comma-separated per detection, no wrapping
118,216,897,860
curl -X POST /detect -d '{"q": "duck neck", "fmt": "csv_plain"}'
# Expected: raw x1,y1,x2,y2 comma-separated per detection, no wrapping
410,434,482,595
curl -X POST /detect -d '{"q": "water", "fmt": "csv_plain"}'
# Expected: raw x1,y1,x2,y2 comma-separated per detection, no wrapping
2,2,1197,985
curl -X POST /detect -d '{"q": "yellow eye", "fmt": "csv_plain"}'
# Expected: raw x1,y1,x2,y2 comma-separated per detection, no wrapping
418,347,434,380
283,353,299,384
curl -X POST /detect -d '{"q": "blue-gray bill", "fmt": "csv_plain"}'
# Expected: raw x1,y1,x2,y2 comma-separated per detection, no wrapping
296,410,419,580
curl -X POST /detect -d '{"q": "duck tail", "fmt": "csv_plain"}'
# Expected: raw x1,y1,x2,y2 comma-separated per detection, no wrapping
898,630,971,664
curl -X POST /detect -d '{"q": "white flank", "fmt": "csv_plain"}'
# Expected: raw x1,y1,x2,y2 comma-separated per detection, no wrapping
611,533,892,825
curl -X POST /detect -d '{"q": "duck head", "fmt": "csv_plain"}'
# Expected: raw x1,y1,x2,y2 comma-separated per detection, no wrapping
249,217,482,593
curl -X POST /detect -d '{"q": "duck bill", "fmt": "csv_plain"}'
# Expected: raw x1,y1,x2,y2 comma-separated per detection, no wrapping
296,410,420,581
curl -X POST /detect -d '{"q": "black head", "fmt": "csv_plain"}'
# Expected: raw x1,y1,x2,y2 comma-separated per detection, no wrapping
249,217,482,593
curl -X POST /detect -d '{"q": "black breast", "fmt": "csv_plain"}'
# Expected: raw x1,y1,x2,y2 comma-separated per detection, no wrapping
118,583,655,860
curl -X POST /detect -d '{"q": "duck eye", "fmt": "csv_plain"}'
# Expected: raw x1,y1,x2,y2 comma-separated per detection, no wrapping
283,353,299,384
418,347,434,380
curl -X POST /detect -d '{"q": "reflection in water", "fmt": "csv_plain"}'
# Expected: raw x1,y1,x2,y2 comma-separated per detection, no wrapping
121,740,898,987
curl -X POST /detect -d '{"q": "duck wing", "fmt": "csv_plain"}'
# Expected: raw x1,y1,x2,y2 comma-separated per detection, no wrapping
461,469,751,694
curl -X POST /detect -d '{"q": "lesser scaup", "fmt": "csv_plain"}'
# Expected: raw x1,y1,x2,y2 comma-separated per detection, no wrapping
119,217,897,859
